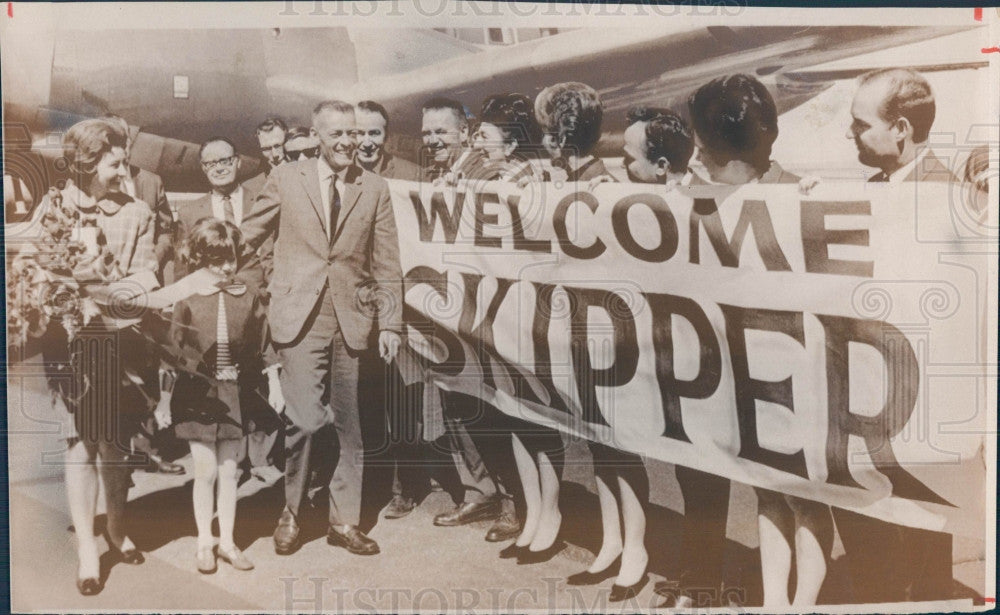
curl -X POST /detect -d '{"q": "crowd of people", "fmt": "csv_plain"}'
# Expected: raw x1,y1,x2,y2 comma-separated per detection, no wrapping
21,67,983,606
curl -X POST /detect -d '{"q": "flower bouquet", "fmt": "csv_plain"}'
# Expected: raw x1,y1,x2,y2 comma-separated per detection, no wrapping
6,186,124,348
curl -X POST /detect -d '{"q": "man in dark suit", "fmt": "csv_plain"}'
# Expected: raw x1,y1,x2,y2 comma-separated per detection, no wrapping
352,99,440,521
838,67,955,604
103,114,185,476
174,137,282,482
104,115,175,277
847,67,955,184
419,97,488,182
355,100,422,181
621,106,698,187
242,118,291,201
241,100,404,556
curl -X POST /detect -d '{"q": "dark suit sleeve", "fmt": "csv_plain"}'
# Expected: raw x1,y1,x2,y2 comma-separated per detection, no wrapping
240,171,282,256
371,182,404,334
252,291,278,368
152,177,174,271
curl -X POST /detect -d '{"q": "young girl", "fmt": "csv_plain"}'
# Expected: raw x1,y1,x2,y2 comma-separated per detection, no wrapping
155,218,283,574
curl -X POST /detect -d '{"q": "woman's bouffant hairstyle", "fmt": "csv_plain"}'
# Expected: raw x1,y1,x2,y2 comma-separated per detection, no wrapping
62,118,128,178
688,74,779,176
538,82,603,156
480,93,542,149
178,217,243,271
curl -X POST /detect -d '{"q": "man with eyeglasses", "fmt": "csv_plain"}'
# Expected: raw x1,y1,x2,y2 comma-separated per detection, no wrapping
355,100,421,181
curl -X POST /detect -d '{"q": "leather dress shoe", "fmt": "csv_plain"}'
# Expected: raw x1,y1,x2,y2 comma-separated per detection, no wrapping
128,453,184,475
327,525,380,555
498,543,528,559
433,499,500,527
118,548,145,565
273,508,301,555
150,459,185,475
609,575,649,602
516,540,566,565
384,495,417,519
485,511,521,542
76,576,103,596
566,555,621,586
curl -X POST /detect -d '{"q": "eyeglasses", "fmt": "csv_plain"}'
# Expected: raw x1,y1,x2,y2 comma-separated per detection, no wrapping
201,155,238,170
260,144,285,154
286,147,319,160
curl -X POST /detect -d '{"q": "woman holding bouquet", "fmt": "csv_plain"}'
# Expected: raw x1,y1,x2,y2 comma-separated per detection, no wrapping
37,118,157,595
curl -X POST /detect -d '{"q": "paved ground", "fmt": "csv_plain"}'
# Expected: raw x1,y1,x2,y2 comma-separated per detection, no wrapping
6,357,986,612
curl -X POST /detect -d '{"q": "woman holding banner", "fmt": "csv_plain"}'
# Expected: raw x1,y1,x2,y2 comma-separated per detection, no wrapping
470,93,568,561
33,118,158,595
534,82,650,601
688,74,833,607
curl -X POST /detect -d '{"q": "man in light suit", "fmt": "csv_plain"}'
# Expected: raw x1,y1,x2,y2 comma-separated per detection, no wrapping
241,100,404,556
838,67,955,604
173,137,282,481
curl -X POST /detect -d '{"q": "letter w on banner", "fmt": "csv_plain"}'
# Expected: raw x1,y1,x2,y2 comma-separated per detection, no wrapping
388,179,992,539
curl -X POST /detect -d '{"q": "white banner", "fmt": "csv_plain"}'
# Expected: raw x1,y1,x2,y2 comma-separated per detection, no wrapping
389,178,990,539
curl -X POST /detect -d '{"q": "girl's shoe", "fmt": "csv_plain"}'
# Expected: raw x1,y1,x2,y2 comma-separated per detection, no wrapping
196,545,217,574
218,545,255,571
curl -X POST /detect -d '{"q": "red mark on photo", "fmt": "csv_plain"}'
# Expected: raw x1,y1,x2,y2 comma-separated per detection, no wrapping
974,7,983,21
982,46,1000,54
6,2,11,18
985,597,996,604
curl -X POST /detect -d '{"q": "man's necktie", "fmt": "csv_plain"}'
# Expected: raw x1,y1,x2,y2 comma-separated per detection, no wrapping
221,194,236,225
328,175,341,241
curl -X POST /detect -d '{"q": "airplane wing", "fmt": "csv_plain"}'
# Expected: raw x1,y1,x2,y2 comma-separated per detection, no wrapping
3,23,985,192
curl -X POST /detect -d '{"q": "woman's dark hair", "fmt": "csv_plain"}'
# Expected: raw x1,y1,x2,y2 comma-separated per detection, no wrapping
688,74,778,175
548,83,603,156
626,106,694,174
178,217,243,270
62,118,128,177
480,93,542,150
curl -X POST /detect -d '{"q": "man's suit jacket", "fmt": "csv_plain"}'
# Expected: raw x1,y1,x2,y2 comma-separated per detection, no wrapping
373,153,422,182
129,165,173,271
172,189,268,292
242,170,268,197
868,151,957,183
241,160,404,348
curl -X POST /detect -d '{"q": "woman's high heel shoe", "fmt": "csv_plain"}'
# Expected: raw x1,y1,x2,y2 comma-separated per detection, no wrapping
76,573,103,596
609,574,649,602
516,540,566,565
499,543,528,559
566,554,621,586
118,548,145,565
